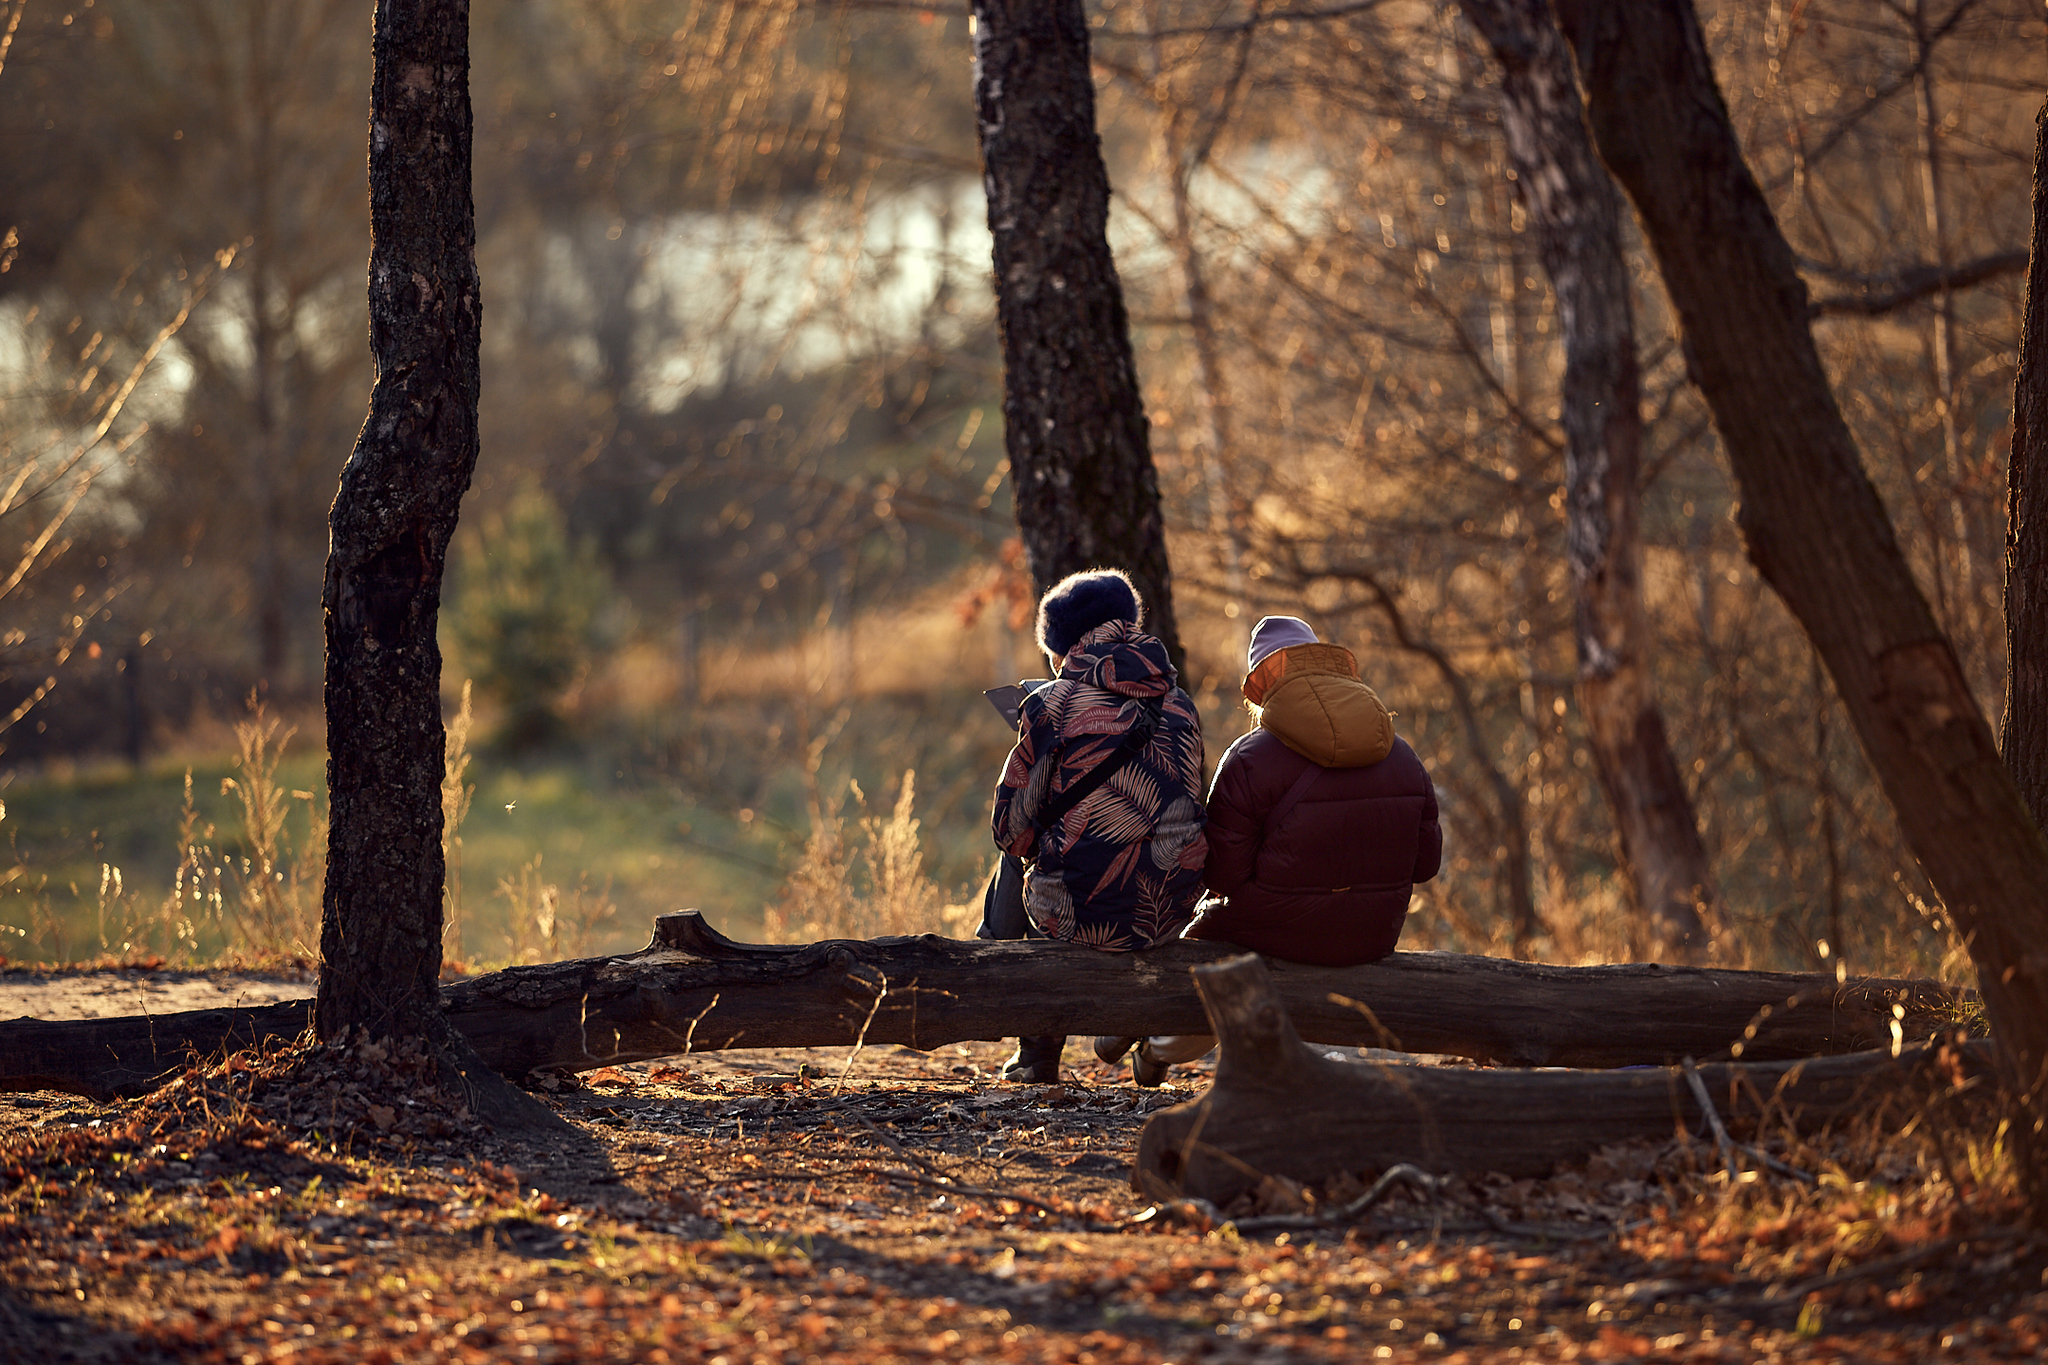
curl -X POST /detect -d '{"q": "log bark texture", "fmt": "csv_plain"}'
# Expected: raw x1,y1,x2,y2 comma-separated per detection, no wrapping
1135,955,1984,1206
1,913,1965,1101
2005,95,2048,823
1459,0,1716,962
1550,0,2048,1173
970,0,1184,674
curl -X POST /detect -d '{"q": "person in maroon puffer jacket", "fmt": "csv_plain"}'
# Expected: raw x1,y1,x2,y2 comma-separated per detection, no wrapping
1096,614,1442,1085
1193,614,1442,965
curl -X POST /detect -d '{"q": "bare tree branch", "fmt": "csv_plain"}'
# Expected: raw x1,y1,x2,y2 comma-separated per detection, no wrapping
1808,248,2028,317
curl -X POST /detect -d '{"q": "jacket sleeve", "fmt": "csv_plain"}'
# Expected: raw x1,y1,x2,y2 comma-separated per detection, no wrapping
1201,738,1263,894
991,722,1041,859
1412,775,1443,884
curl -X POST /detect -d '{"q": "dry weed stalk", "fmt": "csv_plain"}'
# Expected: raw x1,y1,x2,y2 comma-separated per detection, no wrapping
442,680,475,961
160,770,226,959
217,701,324,961
493,853,619,964
764,798,858,943
765,769,953,943
1,706,328,966
857,771,942,937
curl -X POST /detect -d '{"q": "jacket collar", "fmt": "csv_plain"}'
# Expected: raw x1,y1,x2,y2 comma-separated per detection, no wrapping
1242,642,1359,706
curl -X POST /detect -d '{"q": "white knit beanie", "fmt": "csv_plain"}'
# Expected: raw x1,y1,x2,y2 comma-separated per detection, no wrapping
1246,615,1319,671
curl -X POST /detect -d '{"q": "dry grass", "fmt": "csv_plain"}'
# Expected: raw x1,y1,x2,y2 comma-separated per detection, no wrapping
763,769,978,943
216,703,325,960
442,679,476,961
491,853,622,965
0,701,327,968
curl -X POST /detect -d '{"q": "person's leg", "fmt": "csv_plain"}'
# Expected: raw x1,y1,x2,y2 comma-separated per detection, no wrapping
1096,1028,1213,1083
1097,909,1210,1082
975,853,1027,941
1141,1035,1217,1066
978,855,1064,1083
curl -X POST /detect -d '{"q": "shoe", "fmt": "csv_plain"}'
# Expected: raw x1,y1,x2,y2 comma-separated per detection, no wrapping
1092,1035,1138,1065
1132,1043,1169,1088
1001,1036,1065,1084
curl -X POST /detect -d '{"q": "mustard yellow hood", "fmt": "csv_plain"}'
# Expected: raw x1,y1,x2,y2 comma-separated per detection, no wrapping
1246,643,1395,769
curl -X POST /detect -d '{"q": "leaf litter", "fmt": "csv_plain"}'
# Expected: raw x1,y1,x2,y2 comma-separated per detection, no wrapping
3,1036,2045,1362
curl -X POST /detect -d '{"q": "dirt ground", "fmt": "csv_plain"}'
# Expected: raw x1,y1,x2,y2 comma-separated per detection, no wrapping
4,967,2048,1363
0,965,318,1021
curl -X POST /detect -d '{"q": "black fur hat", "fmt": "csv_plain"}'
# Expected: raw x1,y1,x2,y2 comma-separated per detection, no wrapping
1035,568,1143,659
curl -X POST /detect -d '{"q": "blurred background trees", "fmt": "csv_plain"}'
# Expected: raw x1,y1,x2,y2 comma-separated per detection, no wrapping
1,0,2041,976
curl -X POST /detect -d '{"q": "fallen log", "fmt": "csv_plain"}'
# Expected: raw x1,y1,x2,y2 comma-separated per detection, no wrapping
1134,954,1987,1206
1,1000,316,1101
1,911,1969,1101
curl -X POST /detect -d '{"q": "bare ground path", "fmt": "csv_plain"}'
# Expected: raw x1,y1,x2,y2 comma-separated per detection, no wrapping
0,965,316,1021
4,967,2046,1362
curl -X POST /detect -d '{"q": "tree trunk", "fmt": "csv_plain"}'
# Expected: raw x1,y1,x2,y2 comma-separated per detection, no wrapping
1551,0,2048,1208
1134,954,1984,1206
1458,0,1716,963
970,0,1184,675
317,0,551,1129
2005,97,2048,823
4,912,1966,1101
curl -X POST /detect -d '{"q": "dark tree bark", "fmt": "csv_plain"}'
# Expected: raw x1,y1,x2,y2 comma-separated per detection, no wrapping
970,0,1184,674
4,913,1966,1101
316,0,550,1129
1459,0,1717,963
2005,99,2048,823
1134,955,1985,1205
1551,0,2048,1208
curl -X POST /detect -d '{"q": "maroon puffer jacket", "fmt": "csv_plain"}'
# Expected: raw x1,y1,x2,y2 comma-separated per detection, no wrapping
1189,651,1441,966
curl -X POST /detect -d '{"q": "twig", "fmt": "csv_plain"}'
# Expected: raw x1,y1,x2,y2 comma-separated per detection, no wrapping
833,971,888,1096
1477,1209,1638,1242
1133,1164,1445,1236
1761,1230,2033,1303
1326,992,1403,1052
1682,1056,1740,1179
684,993,720,1053
1682,1057,1817,1185
865,1165,1071,1219
851,1114,946,1180
1224,1162,1445,1234
1121,1195,1229,1231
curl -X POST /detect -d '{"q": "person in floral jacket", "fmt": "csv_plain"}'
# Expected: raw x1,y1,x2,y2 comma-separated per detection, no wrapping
981,569,1208,1082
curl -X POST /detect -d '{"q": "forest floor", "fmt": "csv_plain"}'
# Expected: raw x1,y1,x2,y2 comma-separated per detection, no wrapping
2,969,2046,1363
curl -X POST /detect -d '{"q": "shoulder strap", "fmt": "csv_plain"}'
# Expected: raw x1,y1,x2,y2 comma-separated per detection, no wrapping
1031,697,1163,835
1261,759,1325,839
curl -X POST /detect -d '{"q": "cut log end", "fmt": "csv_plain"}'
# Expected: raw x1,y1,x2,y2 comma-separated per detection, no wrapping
651,910,800,958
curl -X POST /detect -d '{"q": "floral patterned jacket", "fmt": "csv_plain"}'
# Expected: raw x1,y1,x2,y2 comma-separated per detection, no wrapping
991,620,1208,949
